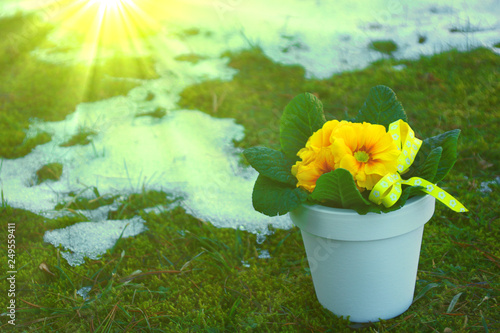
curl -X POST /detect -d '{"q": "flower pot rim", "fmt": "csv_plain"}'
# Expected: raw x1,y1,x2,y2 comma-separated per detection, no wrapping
290,195,436,241
300,194,428,215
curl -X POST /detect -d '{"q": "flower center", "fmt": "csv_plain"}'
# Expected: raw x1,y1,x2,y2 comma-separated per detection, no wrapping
354,151,370,163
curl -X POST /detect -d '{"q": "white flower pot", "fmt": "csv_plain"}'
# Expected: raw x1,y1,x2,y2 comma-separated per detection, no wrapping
290,195,436,323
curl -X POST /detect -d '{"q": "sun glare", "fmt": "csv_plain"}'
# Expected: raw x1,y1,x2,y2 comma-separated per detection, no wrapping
92,0,123,7
19,0,166,101
30,0,164,55
88,0,136,12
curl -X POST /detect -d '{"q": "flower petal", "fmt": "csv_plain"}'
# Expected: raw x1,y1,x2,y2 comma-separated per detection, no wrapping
321,120,340,145
330,138,351,165
339,154,361,175
332,122,359,151
295,163,323,192
363,173,384,190
315,147,336,172
364,160,390,176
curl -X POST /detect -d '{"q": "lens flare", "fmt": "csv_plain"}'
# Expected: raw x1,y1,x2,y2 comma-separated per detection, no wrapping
90,0,124,8
27,0,164,55
16,0,167,102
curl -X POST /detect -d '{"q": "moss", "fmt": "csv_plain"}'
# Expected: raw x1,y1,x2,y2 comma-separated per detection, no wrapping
174,53,207,64
59,129,97,147
55,194,116,211
135,107,167,119
180,28,200,37
368,39,398,55
12,131,52,156
36,162,63,184
108,189,174,220
494,42,500,48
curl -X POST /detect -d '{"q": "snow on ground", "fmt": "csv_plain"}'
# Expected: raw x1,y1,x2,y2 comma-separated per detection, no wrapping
43,217,147,266
12,0,500,77
1,0,499,265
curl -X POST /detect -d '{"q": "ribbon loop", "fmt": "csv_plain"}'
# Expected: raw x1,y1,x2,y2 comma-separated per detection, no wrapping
388,119,422,174
369,173,402,208
369,120,468,212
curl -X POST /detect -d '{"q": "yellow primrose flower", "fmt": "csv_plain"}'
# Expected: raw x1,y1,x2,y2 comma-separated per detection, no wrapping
291,162,324,192
292,120,341,191
292,120,400,192
330,122,400,190
304,120,341,151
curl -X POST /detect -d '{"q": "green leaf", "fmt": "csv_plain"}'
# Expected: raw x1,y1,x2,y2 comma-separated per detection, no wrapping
416,146,442,182
243,147,296,186
354,85,407,128
310,169,371,209
420,130,460,183
252,175,308,217
280,93,326,161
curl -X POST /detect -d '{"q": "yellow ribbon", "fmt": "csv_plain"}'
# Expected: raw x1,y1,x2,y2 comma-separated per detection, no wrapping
369,120,468,213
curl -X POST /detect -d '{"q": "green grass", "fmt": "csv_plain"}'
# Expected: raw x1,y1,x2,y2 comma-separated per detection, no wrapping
368,40,398,55
135,108,167,119
59,128,98,147
0,12,499,331
54,187,116,212
36,163,63,184
174,54,207,64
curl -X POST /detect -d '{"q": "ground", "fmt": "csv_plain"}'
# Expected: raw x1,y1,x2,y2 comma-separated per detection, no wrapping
0,13,499,332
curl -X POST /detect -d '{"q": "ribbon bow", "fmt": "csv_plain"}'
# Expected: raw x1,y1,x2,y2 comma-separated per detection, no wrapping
369,120,468,213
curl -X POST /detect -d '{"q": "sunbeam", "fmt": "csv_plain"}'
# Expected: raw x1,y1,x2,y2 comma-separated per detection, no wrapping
15,0,165,102
19,0,166,61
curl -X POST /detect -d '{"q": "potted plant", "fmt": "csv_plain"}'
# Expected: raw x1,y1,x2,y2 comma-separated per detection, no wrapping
243,85,467,323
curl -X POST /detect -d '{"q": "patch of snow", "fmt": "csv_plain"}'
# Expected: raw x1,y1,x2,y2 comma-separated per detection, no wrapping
77,286,92,300
16,0,500,78
256,233,267,245
43,216,147,266
392,64,407,71
258,249,271,259
479,177,500,194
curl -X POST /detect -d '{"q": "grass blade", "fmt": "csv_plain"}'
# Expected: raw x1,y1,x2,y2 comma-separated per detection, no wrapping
110,224,129,254
481,310,489,333
412,283,440,304
447,292,463,313
54,265,75,290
